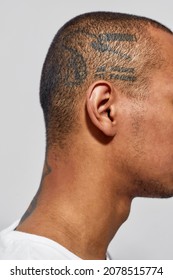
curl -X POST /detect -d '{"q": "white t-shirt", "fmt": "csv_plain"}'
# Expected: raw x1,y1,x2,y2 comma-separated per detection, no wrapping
0,221,111,260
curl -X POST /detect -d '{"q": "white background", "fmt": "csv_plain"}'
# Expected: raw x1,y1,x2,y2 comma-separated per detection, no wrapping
0,0,173,259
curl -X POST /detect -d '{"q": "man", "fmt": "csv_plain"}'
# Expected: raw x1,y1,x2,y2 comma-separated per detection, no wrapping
0,11,173,260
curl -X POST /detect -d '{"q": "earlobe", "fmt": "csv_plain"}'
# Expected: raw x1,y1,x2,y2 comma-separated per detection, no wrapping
86,80,117,137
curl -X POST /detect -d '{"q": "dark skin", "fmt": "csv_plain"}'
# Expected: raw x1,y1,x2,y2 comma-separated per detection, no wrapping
17,27,173,259
19,157,51,224
19,30,137,227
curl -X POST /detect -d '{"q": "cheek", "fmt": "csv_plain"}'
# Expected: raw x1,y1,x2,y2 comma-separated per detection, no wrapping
116,99,173,178
131,114,173,175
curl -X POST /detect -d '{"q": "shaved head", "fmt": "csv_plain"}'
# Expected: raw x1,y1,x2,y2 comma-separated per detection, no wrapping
16,13,173,259
39,12,172,148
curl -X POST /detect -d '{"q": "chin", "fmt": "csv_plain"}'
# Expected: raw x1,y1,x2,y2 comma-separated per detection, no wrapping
134,178,173,199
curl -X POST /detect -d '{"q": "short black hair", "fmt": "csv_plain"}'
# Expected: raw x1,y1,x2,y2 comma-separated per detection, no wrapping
39,11,172,149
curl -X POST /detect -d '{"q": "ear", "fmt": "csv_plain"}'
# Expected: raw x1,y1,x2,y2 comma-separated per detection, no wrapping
86,81,117,137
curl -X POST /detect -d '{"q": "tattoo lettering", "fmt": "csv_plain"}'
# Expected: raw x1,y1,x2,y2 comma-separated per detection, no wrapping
95,65,136,82
96,65,106,72
110,73,136,82
110,66,135,74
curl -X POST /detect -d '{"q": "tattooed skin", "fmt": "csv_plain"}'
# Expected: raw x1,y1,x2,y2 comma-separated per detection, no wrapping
90,33,136,60
95,65,136,81
59,29,137,86
18,158,51,225
60,34,87,86
62,47,87,86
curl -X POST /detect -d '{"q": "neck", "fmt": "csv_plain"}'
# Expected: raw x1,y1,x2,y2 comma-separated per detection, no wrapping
17,149,132,260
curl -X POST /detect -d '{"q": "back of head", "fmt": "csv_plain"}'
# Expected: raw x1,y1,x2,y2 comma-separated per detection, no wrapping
39,11,172,149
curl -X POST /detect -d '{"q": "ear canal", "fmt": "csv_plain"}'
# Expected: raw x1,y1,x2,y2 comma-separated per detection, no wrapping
107,108,111,118
107,109,113,122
